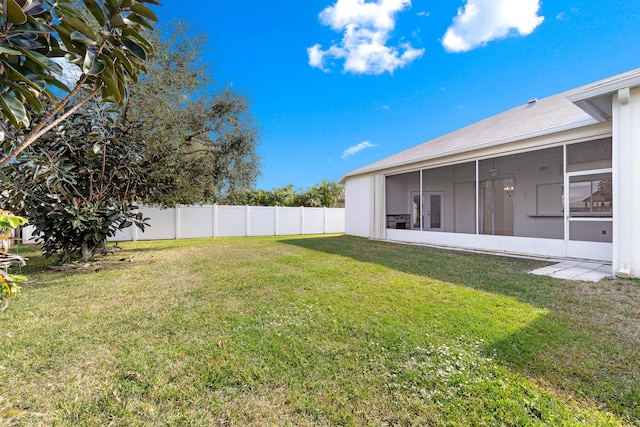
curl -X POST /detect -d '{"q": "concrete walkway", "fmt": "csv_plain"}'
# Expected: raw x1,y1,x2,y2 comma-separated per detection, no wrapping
529,260,612,282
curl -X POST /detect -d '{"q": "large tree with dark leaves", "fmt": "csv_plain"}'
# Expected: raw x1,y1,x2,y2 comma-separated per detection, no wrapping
6,99,148,261
0,0,161,168
124,22,260,206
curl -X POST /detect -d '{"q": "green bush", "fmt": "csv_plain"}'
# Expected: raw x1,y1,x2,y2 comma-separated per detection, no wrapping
6,101,148,262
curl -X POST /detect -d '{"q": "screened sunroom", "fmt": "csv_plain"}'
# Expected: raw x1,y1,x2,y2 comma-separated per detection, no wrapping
383,138,612,260
341,68,640,276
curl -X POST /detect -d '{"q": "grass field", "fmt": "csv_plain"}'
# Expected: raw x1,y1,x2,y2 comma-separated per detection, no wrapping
1,235,639,426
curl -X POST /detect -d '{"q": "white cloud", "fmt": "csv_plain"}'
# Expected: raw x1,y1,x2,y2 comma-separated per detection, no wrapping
342,141,377,159
556,8,579,21
308,44,328,70
442,0,544,53
51,57,82,88
308,0,424,75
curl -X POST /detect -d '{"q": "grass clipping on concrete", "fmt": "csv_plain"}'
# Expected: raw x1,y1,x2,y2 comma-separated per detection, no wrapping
1,235,638,426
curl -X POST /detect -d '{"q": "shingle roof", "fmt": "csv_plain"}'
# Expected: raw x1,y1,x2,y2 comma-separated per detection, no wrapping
340,68,640,181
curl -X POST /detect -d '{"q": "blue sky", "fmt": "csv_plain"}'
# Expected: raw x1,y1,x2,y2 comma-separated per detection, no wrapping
154,1,640,190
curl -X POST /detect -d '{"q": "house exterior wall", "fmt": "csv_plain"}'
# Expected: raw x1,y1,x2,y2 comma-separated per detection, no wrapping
345,174,374,238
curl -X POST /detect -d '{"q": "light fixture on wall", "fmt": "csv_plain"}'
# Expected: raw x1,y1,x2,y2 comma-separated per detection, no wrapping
504,183,514,197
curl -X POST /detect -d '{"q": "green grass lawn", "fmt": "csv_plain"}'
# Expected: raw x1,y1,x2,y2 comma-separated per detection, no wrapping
1,235,639,426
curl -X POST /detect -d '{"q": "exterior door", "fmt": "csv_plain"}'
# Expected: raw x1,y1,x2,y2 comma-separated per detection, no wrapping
425,192,444,231
565,170,613,259
411,191,444,231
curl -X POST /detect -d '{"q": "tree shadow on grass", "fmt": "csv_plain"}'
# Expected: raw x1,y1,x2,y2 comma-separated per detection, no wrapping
280,235,640,422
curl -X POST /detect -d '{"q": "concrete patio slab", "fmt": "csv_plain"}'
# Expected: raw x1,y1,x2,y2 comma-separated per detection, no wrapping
529,262,612,282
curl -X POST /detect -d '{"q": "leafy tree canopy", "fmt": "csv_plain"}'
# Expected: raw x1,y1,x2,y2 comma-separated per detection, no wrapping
0,0,161,168
124,21,261,207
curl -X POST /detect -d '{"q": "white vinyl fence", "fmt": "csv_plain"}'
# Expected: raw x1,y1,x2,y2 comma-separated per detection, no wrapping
22,205,345,243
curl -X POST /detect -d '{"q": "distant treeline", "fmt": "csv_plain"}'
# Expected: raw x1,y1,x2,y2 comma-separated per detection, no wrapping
223,181,344,208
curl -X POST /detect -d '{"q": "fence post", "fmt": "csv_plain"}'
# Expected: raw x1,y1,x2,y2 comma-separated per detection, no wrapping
245,205,250,236
213,204,218,238
300,206,304,235
175,206,181,240
324,207,328,234
275,205,279,236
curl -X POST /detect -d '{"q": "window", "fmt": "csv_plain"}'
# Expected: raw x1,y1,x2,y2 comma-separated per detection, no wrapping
569,173,612,217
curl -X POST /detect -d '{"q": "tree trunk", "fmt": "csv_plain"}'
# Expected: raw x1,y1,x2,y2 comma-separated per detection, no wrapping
80,242,93,262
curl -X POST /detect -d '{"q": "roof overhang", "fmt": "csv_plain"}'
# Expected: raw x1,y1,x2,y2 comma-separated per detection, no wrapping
337,115,599,183
568,72,640,122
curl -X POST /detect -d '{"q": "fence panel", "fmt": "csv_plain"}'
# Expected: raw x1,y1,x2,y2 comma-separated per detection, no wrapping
216,206,247,237
325,208,346,233
21,205,345,243
248,206,276,236
138,207,176,240
277,207,303,236
180,205,214,238
112,226,134,242
21,226,37,244
303,208,325,234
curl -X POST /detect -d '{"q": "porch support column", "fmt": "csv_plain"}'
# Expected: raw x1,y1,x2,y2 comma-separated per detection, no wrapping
475,160,479,235
370,174,386,239
419,169,423,231
612,87,640,277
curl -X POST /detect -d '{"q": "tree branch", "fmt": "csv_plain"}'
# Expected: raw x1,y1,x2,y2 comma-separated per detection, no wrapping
184,128,212,142
0,81,104,168
183,148,216,156
0,34,112,169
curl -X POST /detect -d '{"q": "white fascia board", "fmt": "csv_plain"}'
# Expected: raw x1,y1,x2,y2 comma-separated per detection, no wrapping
568,73,640,103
